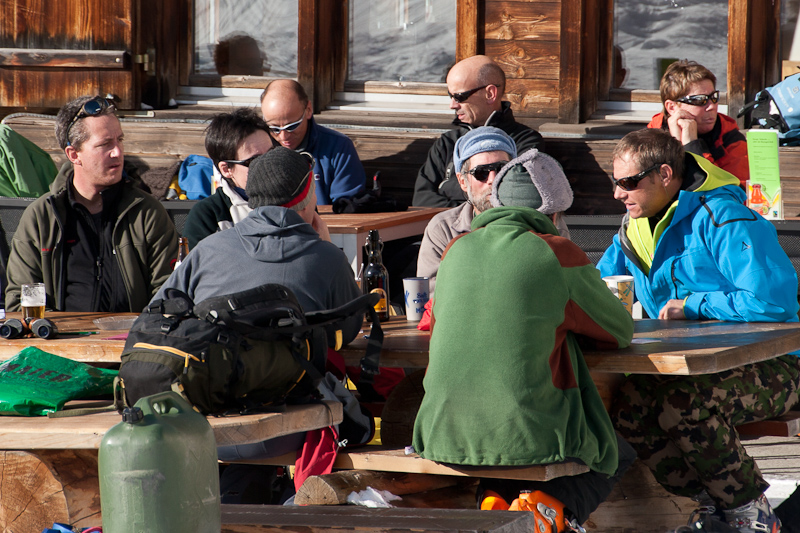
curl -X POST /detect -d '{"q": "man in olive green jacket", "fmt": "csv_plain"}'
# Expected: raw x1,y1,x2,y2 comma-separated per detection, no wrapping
5,95,178,312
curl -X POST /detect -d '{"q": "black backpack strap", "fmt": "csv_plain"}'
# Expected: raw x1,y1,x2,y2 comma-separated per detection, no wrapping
304,293,383,384
305,293,380,327
358,305,383,384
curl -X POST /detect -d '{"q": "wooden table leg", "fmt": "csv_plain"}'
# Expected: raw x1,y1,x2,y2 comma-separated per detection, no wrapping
585,460,696,532
0,450,101,531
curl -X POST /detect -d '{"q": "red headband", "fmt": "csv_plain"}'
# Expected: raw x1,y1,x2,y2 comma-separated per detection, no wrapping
281,170,313,208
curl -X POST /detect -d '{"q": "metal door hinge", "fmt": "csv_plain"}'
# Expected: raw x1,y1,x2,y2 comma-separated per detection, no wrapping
133,48,155,75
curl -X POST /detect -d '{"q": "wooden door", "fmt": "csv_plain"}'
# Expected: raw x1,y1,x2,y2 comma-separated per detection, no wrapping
0,0,147,110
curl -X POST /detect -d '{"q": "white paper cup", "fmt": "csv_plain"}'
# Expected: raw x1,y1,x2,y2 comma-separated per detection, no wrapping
603,275,634,315
403,277,430,322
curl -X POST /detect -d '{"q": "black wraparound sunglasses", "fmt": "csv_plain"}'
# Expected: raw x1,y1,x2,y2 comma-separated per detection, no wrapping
611,163,662,191
221,154,260,168
676,91,720,107
466,161,508,182
448,85,489,103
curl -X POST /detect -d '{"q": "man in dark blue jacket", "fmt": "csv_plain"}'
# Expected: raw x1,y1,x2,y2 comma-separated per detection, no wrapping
260,80,365,205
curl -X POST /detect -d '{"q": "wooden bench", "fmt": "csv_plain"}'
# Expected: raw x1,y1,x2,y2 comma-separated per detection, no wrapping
220,504,541,533
256,445,589,483
0,400,342,533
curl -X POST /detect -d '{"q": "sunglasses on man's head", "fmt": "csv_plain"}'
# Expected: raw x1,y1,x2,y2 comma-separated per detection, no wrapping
466,161,507,182
221,153,260,168
448,85,489,104
676,90,720,107
267,113,305,135
66,96,115,144
611,163,662,191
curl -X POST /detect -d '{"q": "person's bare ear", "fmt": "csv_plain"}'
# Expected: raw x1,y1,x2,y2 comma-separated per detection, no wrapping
456,171,469,193
65,145,80,165
218,162,234,180
304,101,313,119
664,100,679,116
660,164,674,186
485,84,500,104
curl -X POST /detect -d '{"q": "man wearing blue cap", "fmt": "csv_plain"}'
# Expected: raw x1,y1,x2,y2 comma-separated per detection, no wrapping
417,126,515,293
417,127,570,293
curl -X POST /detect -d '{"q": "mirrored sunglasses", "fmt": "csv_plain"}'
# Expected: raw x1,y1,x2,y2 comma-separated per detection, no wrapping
466,161,507,182
267,114,306,135
66,96,115,143
448,85,488,104
611,163,662,191
676,90,720,107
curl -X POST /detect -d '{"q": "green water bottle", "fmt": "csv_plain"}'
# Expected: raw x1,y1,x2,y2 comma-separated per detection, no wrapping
98,391,221,532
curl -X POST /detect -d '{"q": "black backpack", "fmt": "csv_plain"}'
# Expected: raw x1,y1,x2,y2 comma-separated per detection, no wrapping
118,284,382,415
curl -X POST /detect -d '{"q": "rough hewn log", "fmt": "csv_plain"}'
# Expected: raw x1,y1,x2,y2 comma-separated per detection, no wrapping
0,450,101,531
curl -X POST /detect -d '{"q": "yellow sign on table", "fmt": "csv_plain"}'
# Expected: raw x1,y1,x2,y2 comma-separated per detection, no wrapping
746,129,783,219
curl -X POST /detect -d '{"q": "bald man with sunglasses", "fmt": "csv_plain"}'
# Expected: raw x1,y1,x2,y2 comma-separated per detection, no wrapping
647,59,749,187
412,55,544,208
260,80,365,205
5,95,178,312
598,128,798,533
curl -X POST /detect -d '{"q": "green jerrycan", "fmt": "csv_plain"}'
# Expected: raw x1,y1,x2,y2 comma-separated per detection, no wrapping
98,391,221,532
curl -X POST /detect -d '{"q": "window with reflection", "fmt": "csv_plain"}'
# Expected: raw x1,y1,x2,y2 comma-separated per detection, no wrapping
348,0,456,83
782,0,800,65
614,0,728,91
193,0,298,77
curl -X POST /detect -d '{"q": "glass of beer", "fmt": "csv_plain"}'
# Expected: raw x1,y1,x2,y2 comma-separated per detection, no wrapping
21,283,46,321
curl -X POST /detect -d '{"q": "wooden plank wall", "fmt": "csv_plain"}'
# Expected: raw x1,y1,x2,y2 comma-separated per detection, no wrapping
0,0,137,109
485,1,560,119
1,114,625,214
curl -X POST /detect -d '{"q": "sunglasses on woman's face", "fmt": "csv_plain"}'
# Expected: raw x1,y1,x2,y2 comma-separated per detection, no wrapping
221,154,260,168
676,90,720,107
466,161,508,182
611,163,662,191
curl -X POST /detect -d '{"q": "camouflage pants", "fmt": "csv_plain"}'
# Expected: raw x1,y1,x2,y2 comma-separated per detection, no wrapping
611,354,800,509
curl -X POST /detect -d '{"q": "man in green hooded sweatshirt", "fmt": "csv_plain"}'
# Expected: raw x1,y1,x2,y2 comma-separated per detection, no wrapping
412,137,635,531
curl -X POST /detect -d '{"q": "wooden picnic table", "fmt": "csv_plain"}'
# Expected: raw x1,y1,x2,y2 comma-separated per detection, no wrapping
0,311,344,532
340,318,800,375
4,312,800,533
319,205,446,274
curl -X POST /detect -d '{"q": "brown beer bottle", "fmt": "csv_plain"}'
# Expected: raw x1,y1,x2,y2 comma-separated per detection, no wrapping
174,237,189,270
363,229,390,322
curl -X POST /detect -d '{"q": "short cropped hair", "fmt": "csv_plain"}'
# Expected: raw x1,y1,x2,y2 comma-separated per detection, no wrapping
260,79,309,107
55,95,117,151
204,107,270,171
476,62,506,95
612,128,685,181
660,60,717,116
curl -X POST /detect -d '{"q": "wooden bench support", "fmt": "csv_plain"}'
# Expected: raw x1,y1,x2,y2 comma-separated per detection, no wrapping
0,402,342,533
586,460,696,533
221,504,538,533
737,411,800,437
250,446,590,481
0,450,101,531
296,470,461,505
